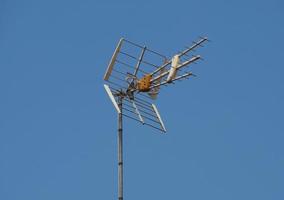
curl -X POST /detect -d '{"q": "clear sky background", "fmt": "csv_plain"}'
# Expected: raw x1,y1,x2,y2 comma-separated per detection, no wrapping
1,0,284,199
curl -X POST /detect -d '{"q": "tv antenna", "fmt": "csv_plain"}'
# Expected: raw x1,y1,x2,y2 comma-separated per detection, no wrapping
103,36,209,200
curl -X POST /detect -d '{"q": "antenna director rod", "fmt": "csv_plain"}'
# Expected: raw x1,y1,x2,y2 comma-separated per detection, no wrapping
179,37,207,57
150,72,194,89
150,60,171,76
150,55,201,83
150,37,207,77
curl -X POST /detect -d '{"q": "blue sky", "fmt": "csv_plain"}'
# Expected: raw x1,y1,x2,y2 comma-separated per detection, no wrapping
1,0,284,199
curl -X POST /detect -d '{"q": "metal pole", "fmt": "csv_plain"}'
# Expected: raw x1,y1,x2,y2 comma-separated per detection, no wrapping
118,96,123,200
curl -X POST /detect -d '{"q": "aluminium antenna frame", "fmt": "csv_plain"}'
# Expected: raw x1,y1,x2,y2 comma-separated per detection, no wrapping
103,37,209,200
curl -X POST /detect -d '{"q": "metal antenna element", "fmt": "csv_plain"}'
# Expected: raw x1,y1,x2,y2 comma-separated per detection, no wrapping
103,37,209,200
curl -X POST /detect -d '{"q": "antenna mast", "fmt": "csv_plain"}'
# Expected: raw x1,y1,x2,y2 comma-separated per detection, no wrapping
118,95,123,200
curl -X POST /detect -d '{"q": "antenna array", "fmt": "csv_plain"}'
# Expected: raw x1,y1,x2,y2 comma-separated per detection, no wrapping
104,37,208,132
103,36,209,200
